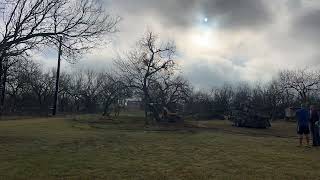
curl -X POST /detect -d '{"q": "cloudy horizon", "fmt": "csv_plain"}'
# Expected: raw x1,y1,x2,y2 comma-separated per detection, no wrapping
37,0,320,89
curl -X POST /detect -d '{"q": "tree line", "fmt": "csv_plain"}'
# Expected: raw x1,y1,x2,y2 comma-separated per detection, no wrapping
2,0,320,124
184,68,320,120
4,59,130,115
3,31,320,124
0,0,120,114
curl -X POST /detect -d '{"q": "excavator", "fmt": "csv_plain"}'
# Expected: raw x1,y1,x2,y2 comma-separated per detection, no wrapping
149,103,183,123
162,107,182,123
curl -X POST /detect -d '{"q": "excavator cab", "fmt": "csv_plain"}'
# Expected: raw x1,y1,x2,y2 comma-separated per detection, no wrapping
162,107,182,123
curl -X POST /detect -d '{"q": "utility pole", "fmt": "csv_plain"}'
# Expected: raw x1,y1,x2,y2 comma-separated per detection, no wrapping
0,53,7,116
0,60,7,109
52,36,63,116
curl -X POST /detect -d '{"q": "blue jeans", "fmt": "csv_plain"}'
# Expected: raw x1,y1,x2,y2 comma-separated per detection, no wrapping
311,123,320,146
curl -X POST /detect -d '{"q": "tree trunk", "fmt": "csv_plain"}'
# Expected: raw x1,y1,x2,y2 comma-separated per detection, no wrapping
0,59,7,115
103,101,111,116
1,66,7,109
53,37,63,116
0,56,3,115
38,94,42,108
302,95,308,105
142,71,163,124
143,88,161,124
142,78,150,124
144,99,149,125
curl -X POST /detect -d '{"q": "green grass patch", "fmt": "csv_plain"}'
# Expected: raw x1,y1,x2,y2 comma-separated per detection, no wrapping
0,114,319,179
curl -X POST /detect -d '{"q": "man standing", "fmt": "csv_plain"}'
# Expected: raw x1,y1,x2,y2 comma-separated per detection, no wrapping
310,105,320,146
295,105,310,147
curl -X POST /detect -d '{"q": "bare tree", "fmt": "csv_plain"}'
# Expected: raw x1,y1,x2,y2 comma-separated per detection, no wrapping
0,0,120,113
55,71,72,112
77,70,103,113
27,66,55,112
115,32,176,123
149,74,191,111
279,69,320,104
231,83,252,110
6,58,32,112
212,84,234,116
263,80,288,119
184,91,215,119
0,0,119,59
100,73,130,117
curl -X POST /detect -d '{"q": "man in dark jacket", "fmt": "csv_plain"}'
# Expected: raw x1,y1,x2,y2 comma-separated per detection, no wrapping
310,105,320,146
296,105,310,147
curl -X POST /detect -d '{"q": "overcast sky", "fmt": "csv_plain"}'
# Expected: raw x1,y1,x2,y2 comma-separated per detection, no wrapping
39,0,320,89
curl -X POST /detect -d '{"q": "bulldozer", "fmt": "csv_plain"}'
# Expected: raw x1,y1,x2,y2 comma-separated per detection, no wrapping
161,107,183,123
148,103,183,123
229,101,271,129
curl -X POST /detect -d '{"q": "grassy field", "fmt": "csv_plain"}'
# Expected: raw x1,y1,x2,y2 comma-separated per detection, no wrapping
0,113,319,180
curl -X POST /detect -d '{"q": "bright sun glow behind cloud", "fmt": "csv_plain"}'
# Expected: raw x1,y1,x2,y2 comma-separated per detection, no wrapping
190,18,219,51
191,30,213,48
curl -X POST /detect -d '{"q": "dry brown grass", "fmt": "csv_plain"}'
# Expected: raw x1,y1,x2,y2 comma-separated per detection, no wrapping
0,114,319,179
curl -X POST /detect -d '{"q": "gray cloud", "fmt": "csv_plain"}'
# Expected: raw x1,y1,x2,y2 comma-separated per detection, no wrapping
202,0,272,30
109,0,272,31
109,0,197,27
287,0,302,10
40,0,320,89
182,58,244,89
292,9,320,43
